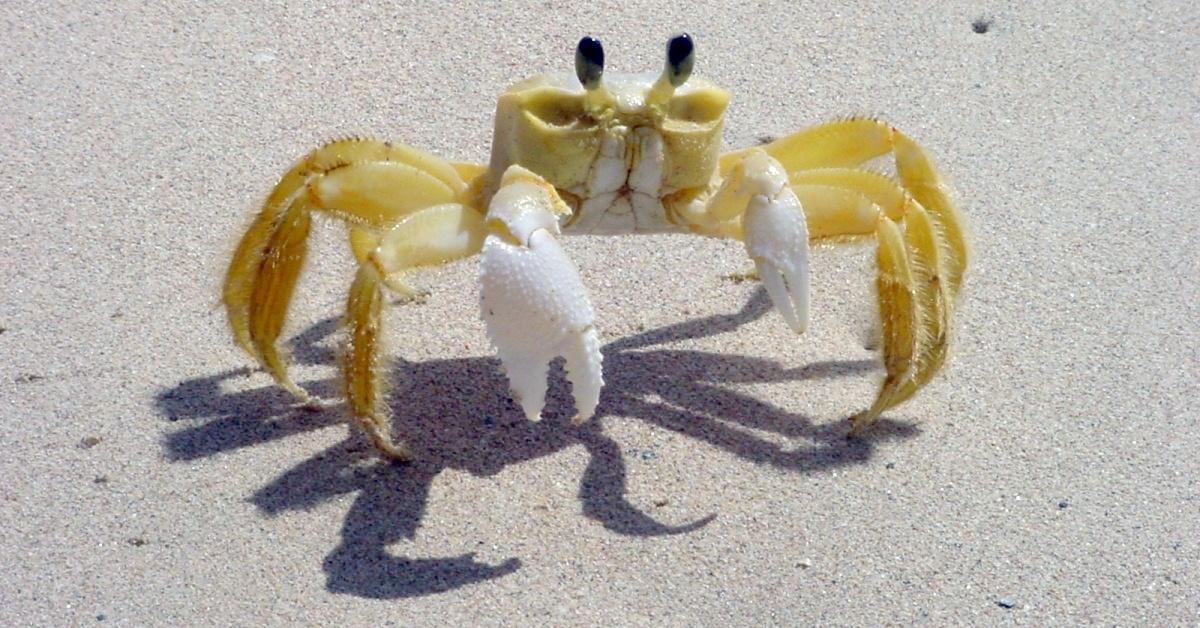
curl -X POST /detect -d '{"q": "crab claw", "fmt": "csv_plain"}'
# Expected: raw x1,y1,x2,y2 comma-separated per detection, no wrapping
740,151,811,333
480,167,603,423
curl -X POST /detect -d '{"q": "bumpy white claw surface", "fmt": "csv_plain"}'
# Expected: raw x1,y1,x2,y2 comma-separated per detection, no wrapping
741,157,811,334
562,326,603,423
481,228,603,422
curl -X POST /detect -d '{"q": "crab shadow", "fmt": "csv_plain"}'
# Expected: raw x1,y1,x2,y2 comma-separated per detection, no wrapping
157,287,916,598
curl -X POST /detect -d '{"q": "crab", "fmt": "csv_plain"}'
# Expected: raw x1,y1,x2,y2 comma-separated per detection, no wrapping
222,35,967,461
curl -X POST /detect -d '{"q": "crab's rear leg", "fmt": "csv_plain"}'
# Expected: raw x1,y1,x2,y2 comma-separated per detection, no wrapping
223,139,470,401
346,161,488,292
850,204,951,433
343,203,486,459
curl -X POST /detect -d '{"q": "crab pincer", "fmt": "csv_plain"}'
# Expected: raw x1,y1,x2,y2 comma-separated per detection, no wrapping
712,149,812,333
480,166,604,424
740,151,811,334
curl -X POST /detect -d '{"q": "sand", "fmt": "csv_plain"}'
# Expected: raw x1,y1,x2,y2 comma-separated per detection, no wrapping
2,1,1197,625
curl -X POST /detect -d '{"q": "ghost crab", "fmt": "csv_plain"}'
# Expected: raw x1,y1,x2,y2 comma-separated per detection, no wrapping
223,35,968,460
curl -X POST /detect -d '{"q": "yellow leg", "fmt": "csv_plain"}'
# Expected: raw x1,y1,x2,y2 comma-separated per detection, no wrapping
893,132,968,295
342,204,486,460
723,120,968,433
348,226,379,265
720,118,897,175
222,138,477,402
754,119,967,291
347,226,429,298
850,205,950,433
246,199,312,400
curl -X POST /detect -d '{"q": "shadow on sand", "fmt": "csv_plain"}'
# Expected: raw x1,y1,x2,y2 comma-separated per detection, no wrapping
157,287,915,598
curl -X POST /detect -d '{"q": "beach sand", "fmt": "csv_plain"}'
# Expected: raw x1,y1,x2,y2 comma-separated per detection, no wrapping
2,1,1196,624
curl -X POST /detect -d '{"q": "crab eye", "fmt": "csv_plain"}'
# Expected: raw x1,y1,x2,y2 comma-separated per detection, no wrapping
665,33,694,87
575,36,604,90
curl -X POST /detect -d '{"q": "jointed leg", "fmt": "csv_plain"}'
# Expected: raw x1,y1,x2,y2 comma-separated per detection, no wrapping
224,167,312,399
342,204,486,460
239,196,313,401
754,119,967,290
223,138,473,401
723,119,968,432
851,204,950,433
893,131,968,295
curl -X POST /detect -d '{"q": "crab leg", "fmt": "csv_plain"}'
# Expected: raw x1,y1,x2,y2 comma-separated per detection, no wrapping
893,131,968,296
342,203,487,459
721,118,895,175
480,166,603,424
239,196,313,401
222,138,471,401
849,205,949,433
752,119,967,296
733,120,967,432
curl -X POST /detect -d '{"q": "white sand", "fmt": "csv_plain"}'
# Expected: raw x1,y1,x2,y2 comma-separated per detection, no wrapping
2,1,1196,624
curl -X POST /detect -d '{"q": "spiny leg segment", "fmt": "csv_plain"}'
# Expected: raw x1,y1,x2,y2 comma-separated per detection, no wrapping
342,204,487,459
727,118,968,433
222,138,474,404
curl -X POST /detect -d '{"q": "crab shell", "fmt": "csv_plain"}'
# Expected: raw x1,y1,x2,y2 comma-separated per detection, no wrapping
481,72,731,233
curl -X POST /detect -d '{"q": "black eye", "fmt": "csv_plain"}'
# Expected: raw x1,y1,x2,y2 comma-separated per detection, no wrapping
575,36,604,90
666,33,694,87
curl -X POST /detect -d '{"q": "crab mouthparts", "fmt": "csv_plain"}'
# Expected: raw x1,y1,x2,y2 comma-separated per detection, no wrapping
562,126,676,235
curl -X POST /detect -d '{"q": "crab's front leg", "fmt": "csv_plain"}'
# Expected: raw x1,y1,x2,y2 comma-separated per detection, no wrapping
480,166,603,424
702,150,812,334
343,203,488,459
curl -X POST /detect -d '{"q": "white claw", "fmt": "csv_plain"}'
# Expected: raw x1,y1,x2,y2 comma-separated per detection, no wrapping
562,326,603,423
742,166,811,334
480,176,603,423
